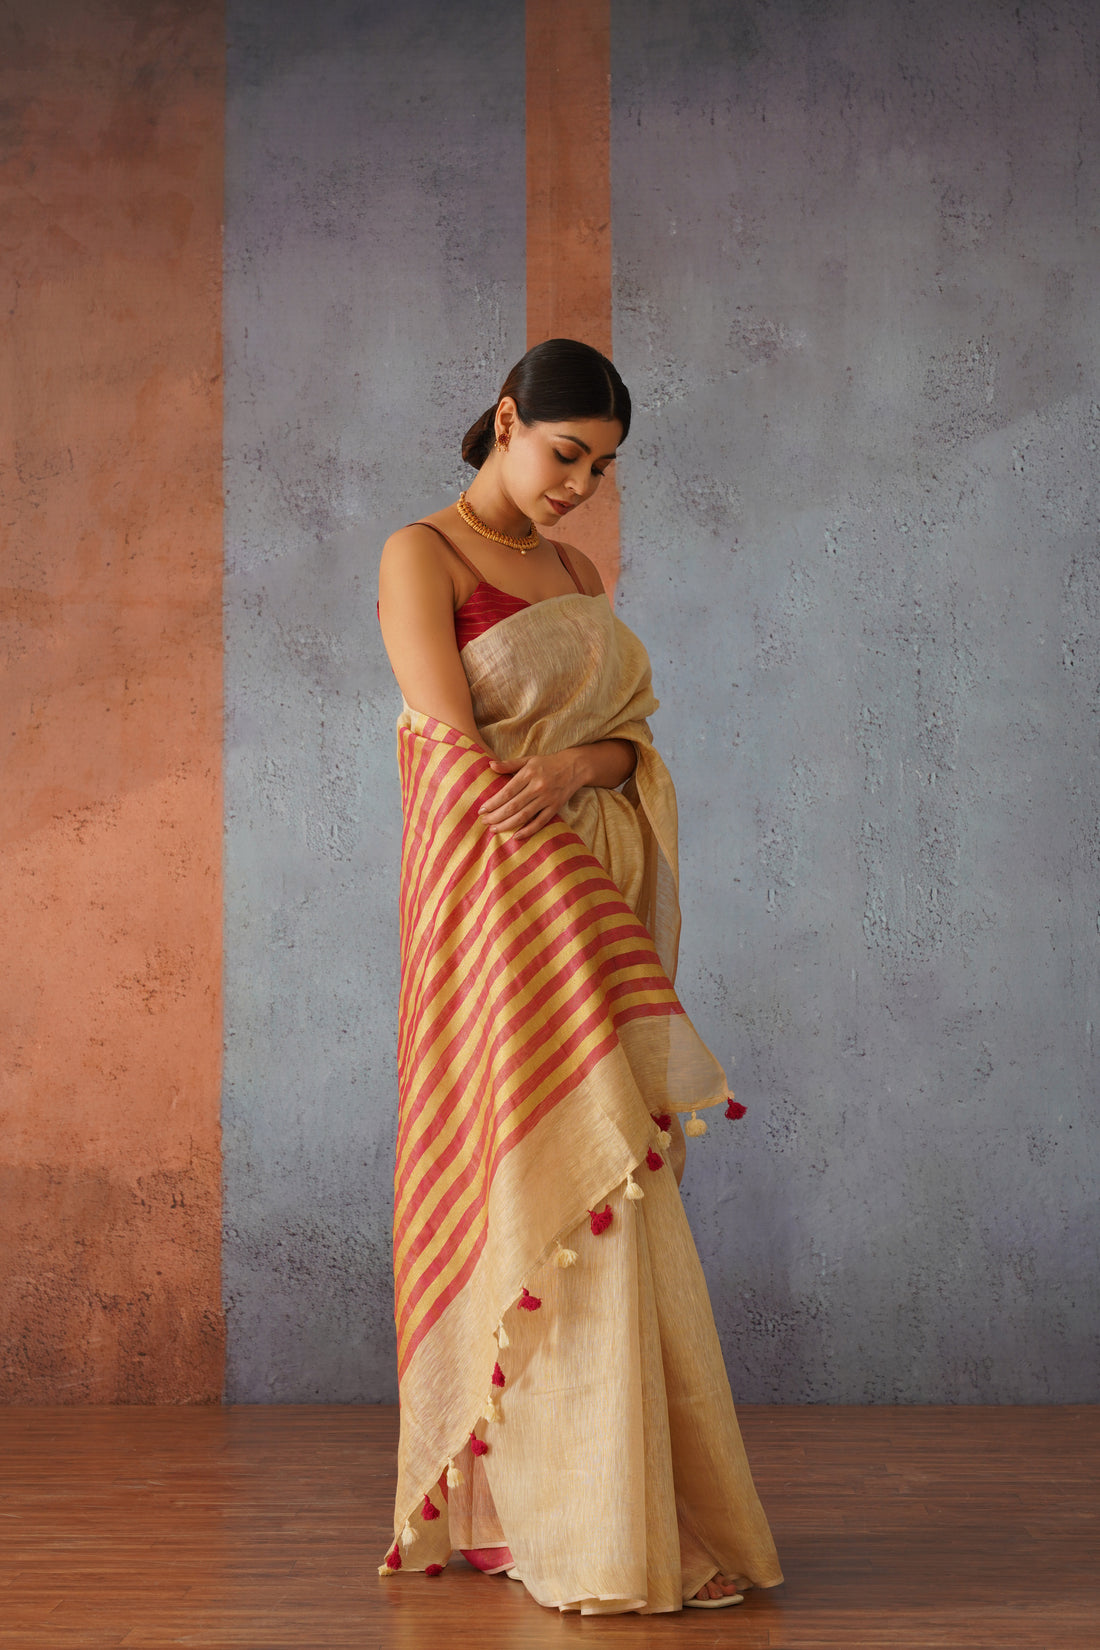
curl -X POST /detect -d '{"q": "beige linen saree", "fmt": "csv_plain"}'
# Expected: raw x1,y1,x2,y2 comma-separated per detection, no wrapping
382,588,782,1613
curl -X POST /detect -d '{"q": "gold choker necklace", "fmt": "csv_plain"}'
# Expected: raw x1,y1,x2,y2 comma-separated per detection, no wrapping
457,490,539,554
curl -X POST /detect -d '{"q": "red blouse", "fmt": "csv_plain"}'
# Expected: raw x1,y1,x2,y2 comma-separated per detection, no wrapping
454,581,533,650
379,522,587,651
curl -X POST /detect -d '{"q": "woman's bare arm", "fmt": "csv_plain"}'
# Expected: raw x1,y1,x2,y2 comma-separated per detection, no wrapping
377,526,486,748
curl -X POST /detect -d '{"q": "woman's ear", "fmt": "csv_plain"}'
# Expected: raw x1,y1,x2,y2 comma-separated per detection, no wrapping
495,395,518,447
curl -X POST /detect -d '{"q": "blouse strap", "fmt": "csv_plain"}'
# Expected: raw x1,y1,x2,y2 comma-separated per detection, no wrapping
408,519,484,579
551,540,587,594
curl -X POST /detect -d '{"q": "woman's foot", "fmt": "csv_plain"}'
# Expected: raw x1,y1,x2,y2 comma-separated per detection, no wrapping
685,1574,745,1608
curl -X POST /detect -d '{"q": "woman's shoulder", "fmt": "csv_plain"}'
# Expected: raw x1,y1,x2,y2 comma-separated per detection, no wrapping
551,539,608,599
380,515,465,597
382,513,465,570
383,511,452,554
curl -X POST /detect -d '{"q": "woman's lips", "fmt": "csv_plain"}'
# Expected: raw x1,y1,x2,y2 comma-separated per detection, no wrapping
547,497,574,516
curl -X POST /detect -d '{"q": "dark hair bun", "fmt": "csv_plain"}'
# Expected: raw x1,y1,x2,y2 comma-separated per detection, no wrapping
461,339,631,469
460,405,498,470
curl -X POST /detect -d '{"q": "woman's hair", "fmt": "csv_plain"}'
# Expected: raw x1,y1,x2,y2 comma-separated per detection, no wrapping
461,338,632,469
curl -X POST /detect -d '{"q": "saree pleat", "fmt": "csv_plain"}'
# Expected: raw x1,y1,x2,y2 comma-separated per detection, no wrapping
384,592,781,1609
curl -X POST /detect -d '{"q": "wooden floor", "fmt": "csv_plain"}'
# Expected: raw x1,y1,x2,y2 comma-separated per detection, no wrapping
0,1406,1096,1648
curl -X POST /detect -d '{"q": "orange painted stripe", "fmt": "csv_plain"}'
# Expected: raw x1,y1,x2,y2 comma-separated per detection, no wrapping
0,0,225,1401
526,0,621,595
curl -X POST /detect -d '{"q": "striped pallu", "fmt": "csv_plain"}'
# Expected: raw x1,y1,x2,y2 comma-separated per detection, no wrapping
395,718,683,1376
389,594,729,1554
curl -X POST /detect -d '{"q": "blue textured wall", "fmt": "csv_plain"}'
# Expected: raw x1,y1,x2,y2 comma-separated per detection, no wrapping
612,0,1099,1400
222,0,525,1399
223,0,1099,1401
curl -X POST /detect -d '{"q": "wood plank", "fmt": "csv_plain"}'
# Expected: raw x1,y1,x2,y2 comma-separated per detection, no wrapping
0,1406,1096,1647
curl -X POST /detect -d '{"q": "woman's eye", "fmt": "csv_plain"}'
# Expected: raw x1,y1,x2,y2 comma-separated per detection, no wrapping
553,449,573,464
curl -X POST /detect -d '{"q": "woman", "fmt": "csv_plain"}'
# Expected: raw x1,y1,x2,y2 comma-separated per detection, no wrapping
376,339,783,1614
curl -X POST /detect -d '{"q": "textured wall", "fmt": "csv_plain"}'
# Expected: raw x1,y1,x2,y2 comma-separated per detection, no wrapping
222,0,525,1399
223,0,1099,1402
1,0,225,1400
612,0,1100,1400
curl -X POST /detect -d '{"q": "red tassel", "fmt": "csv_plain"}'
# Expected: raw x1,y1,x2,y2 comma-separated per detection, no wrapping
491,1361,505,1388
651,1111,672,1131
645,1147,663,1171
470,1431,489,1457
725,1097,747,1119
421,1493,440,1522
425,1563,444,1576
385,1546,402,1571
518,1287,541,1310
588,1204,613,1235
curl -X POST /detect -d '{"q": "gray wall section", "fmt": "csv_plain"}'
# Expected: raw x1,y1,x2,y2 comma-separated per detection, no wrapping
612,0,1100,1399
222,0,525,1399
224,0,1099,1403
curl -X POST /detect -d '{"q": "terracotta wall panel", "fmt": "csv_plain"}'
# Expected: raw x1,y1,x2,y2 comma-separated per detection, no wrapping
0,0,225,1401
526,0,621,593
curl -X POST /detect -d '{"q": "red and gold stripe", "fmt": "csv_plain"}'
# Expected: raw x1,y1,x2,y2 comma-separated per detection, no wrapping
393,719,681,1375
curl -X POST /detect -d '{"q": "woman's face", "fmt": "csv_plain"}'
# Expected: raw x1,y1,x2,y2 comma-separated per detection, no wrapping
496,398,622,528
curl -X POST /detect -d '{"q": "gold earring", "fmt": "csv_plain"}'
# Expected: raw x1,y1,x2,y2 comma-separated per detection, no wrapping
497,430,510,452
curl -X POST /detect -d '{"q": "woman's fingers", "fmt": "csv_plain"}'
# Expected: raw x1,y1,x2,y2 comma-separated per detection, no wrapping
479,773,529,814
511,807,555,840
480,751,577,835
483,796,542,833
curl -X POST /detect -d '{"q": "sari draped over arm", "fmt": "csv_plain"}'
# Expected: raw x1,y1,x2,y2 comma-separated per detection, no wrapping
385,590,782,1614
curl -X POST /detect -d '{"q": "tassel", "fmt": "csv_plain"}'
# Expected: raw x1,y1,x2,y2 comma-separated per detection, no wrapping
624,1172,644,1201
645,1146,663,1171
685,1111,708,1137
425,1563,445,1576
554,1242,578,1267
656,1128,672,1150
496,1318,510,1348
651,1111,672,1132
422,1493,440,1522
518,1286,541,1310
470,1430,489,1457
726,1096,747,1120
446,1459,464,1489
379,1545,402,1575
378,1562,398,1577
399,1518,418,1550
589,1204,613,1235
482,1395,500,1423
491,1361,506,1388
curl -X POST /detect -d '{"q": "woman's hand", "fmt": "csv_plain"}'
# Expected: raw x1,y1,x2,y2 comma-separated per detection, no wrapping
479,739,637,840
479,751,582,840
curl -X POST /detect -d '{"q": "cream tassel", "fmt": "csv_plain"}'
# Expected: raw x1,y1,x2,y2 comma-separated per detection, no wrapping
446,1458,464,1489
554,1241,578,1267
495,1318,510,1349
685,1111,708,1137
624,1171,645,1201
483,1394,501,1423
399,1518,418,1549
378,1562,399,1576
656,1128,672,1150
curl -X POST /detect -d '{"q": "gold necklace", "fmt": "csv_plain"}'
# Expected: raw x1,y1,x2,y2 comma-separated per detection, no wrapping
457,490,539,554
